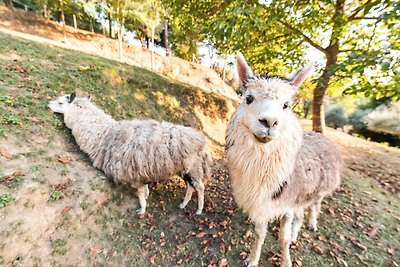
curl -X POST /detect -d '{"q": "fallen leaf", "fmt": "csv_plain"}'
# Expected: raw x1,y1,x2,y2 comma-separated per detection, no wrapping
196,232,205,238
149,254,156,264
363,227,378,238
89,247,103,254
176,259,183,265
243,230,252,239
311,244,324,254
0,149,12,158
218,258,228,267
219,242,226,254
57,155,73,164
387,248,395,255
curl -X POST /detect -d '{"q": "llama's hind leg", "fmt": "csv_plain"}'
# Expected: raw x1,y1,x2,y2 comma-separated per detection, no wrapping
193,180,205,215
181,172,204,215
245,222,267,267
136,185,148,215
279,211,294,267
291,208,304,243
308,197,323,231
179,182,195,210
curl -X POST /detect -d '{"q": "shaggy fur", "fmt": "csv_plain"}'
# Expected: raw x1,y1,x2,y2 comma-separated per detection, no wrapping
48,94,212,215
226,53,342,267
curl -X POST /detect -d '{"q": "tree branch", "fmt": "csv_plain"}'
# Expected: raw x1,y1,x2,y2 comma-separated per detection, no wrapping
350,16,381,20
277,20,327,55
347,0,372,20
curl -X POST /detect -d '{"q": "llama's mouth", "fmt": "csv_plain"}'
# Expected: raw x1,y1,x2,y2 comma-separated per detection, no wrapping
254,135,272,143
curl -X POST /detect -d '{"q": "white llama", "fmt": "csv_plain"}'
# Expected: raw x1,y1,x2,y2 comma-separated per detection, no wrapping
48,93,212,215
226,53,342,267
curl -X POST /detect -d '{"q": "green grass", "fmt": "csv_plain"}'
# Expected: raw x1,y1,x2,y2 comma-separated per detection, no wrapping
49,191,64,202
0,33,398,266
0,194,14,208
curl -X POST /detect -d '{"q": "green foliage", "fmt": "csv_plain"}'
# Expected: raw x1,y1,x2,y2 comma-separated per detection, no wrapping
0,127,5,138
1,113,22,125
325,104,348,129
0,194,14,208
50,190,64,201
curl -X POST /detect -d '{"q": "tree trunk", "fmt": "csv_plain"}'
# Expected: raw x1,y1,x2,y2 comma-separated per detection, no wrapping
164,20,170,56
118,27,123,62
312,44,338,134
60,0,66,41
4,0,13,9
44,4,48,18
108,12,113,38
151,24,155,71
90,17,94,32
73,14,77,29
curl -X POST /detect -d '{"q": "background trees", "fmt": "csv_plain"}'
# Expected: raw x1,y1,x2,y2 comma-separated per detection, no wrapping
5,0,399,137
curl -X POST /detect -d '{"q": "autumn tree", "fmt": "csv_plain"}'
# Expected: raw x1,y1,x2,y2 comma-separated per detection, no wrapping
175,0,398,134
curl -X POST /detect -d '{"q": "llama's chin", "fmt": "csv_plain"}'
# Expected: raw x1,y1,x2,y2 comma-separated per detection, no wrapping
254,134,272,143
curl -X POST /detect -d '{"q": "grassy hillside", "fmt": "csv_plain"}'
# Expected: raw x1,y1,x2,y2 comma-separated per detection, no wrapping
0,33,399,267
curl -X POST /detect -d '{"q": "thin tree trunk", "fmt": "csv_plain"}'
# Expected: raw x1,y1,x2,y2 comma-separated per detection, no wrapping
60,0,66,41
151,24,155,71
118,27,123,62
164,20,170,56
108,12,113,38
90,17,94,32
44,4,48,18
73,14,77,28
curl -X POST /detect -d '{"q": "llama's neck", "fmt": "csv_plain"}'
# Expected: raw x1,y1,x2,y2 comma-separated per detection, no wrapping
226,111,303,188
63,101,116,157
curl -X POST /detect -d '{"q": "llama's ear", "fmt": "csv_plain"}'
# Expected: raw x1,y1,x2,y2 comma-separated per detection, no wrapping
289,62,314,87
237,52,254,85
69,92,76,103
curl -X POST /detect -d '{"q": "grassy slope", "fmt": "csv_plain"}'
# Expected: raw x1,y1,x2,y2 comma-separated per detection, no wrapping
0,34,399,267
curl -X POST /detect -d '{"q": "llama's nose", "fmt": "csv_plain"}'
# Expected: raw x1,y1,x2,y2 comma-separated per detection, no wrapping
259,116,278,128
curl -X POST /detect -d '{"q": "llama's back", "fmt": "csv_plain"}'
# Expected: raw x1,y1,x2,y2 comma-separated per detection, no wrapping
284,132,342,207
96,119,210,187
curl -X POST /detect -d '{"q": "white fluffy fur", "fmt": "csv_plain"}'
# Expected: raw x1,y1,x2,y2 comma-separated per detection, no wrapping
226,54,341,267
48,94,212,215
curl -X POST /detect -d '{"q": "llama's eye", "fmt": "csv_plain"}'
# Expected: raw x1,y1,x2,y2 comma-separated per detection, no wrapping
246,95,254,105
283,102,289,109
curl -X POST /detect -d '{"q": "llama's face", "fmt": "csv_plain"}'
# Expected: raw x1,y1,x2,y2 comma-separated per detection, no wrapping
48,93,76,114
236,52,313,143
240,79,297,143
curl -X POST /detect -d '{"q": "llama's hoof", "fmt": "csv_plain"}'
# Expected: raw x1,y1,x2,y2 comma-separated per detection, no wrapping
179,203,186,209
195,209,202,215
244,257,258,267
136,208,146,215
308,224,318,232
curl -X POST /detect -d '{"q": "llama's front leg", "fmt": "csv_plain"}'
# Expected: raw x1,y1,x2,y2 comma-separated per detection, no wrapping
136,185,147,215
144,184,149,199
308,197,323,231
245,222,267,267
279,211,294,267
291,209,304,243
179,182,194,210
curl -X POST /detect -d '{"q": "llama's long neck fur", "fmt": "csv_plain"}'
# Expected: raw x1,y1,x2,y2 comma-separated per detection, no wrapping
63,99,117,161
226,107,303,222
